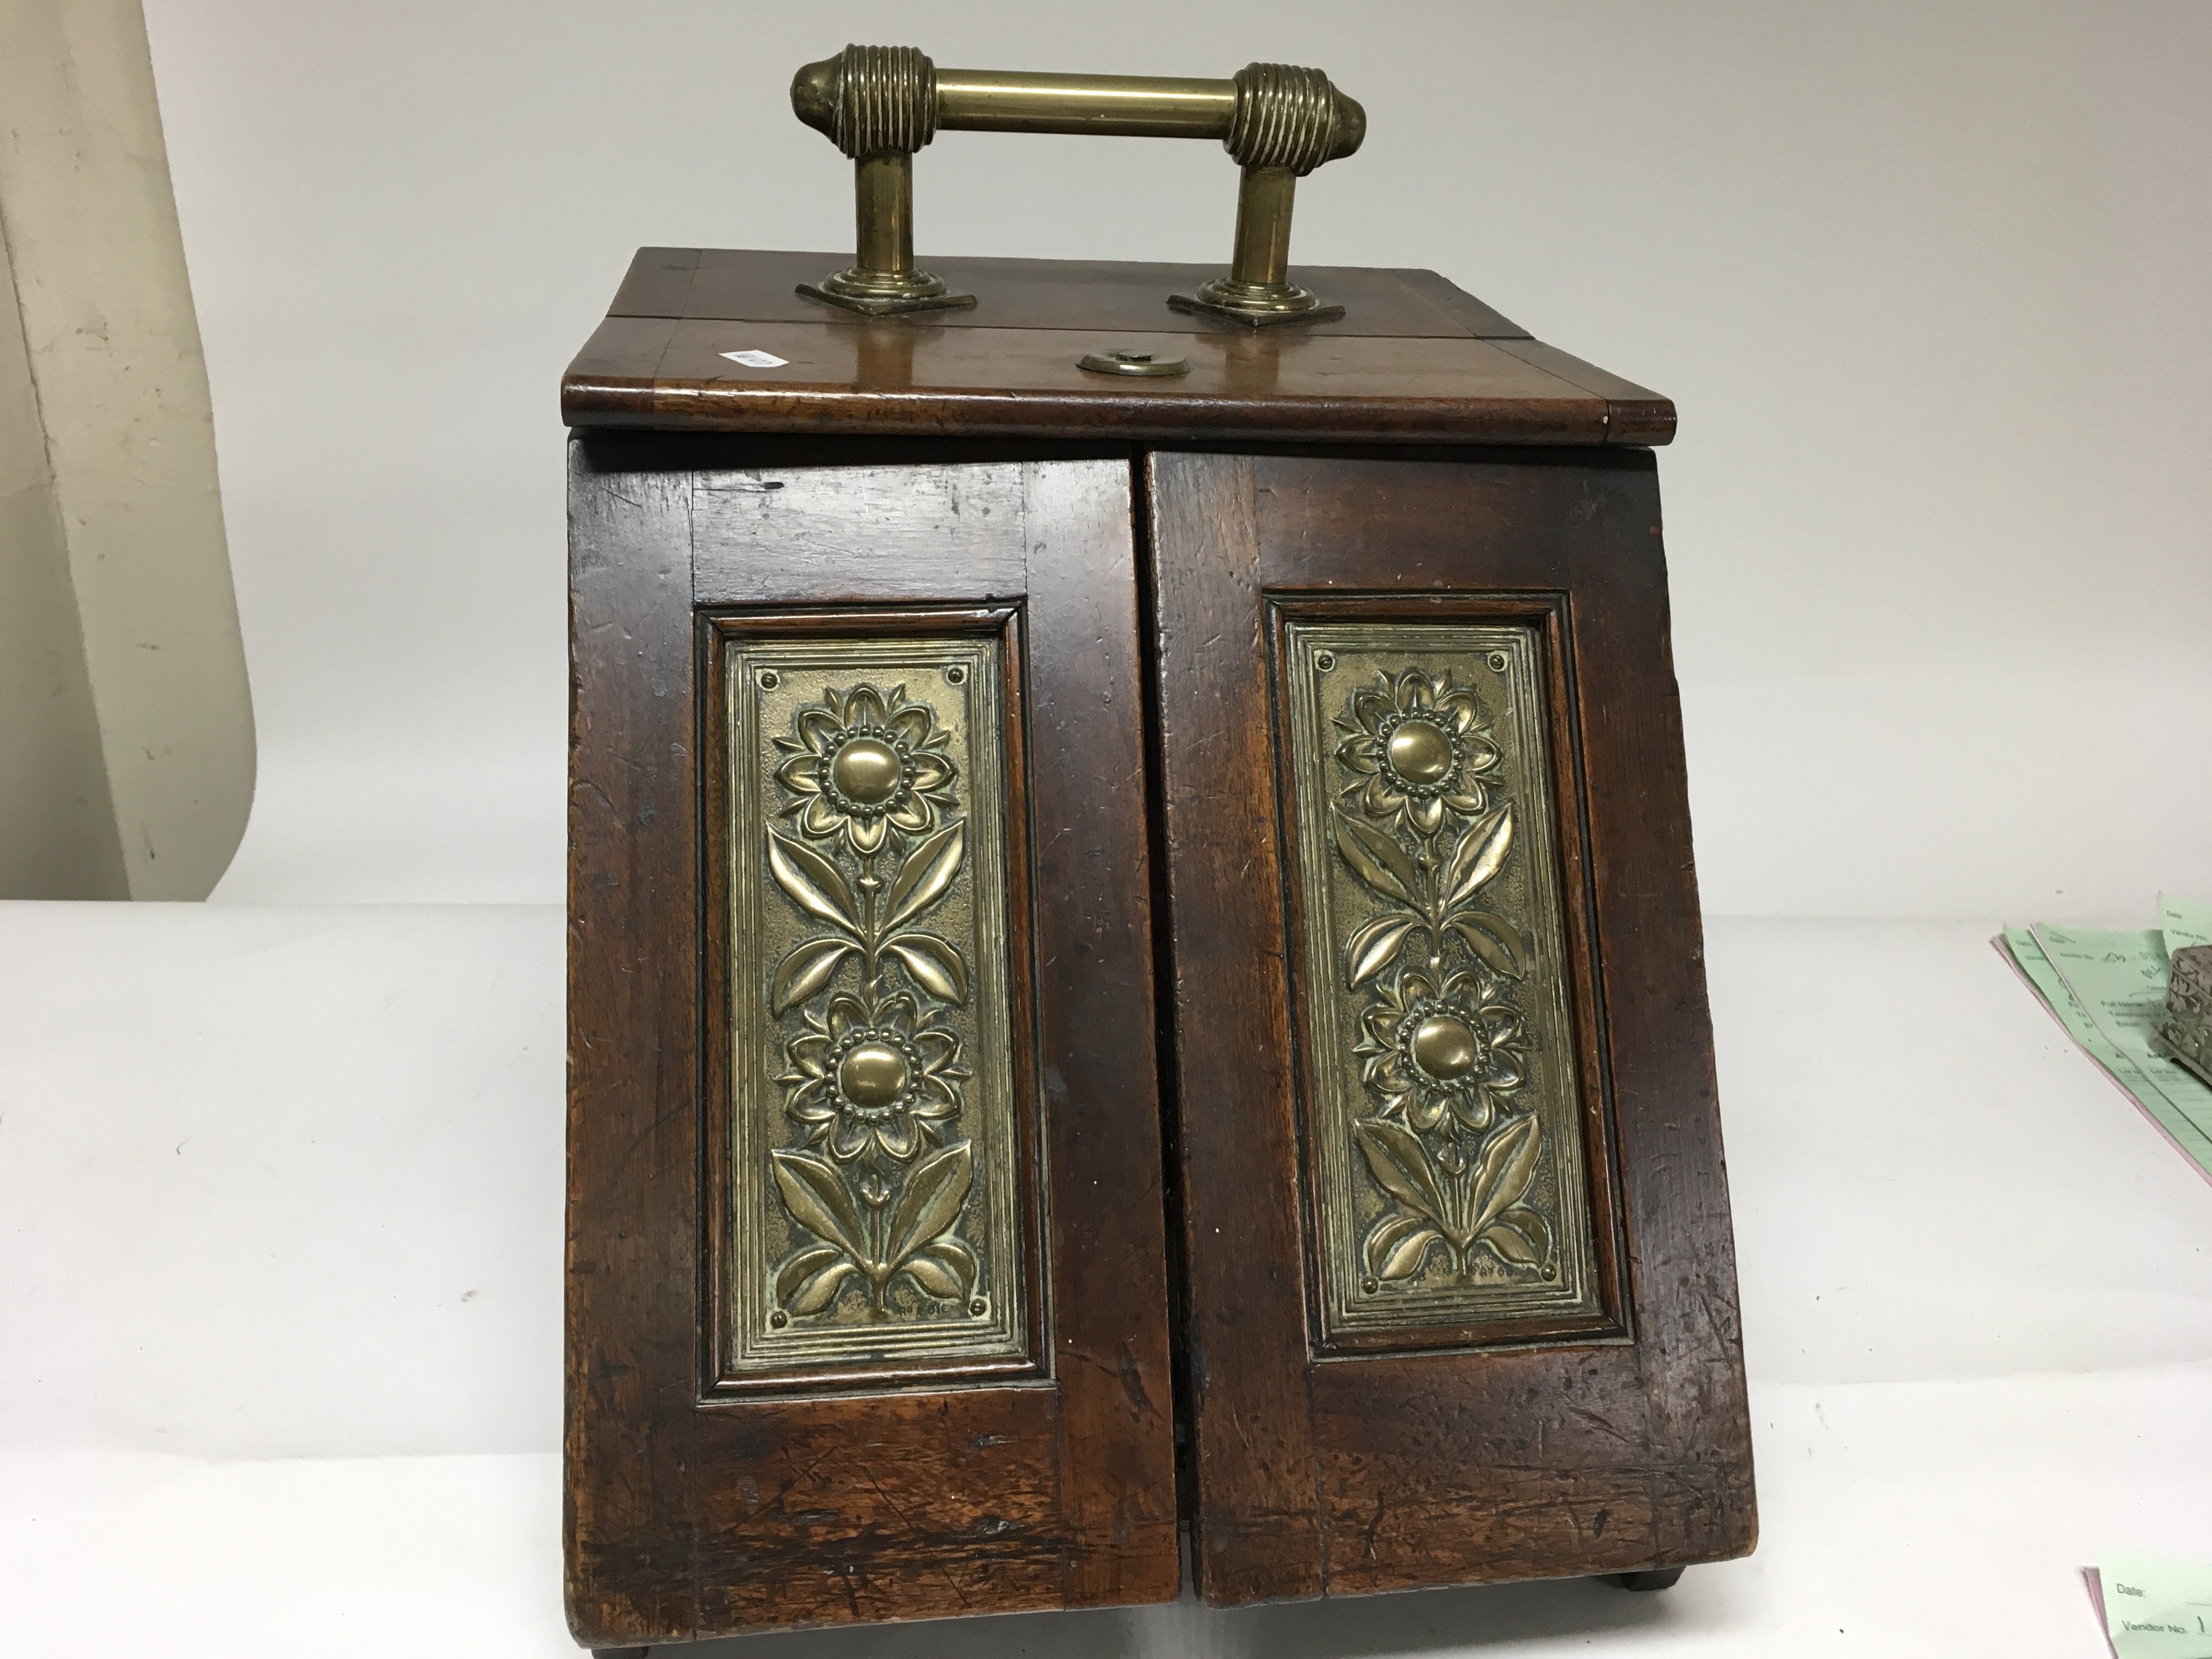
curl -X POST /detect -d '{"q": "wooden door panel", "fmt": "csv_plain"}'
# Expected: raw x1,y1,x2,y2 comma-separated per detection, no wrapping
567,437,1178,1645
1147,448,1754,1604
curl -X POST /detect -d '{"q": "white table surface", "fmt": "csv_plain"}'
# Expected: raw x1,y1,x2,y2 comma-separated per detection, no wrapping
4,905,2209,1656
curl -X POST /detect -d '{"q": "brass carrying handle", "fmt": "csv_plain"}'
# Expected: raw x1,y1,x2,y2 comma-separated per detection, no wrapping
790,45,1366,325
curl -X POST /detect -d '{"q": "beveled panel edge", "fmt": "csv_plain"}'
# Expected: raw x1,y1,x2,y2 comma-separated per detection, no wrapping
563,380,1617,447
1491,338,1677,447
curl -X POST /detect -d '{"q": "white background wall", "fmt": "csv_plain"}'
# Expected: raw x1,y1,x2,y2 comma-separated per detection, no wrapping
144,0,2210,918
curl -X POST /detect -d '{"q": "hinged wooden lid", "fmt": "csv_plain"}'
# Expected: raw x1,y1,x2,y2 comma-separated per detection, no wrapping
562,249,1674,447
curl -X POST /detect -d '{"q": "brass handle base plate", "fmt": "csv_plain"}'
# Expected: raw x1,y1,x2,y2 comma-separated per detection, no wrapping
1168,282,1344,329
798,263,977,317
797,284,979,317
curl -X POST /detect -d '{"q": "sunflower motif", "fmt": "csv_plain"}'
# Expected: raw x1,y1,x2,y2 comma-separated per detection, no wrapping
1355,964,1527,1136
779,990,968,1161
774,683,958,855
1335,668,1503,837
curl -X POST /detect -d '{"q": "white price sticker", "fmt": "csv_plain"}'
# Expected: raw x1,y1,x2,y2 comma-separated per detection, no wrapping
720,348,789,369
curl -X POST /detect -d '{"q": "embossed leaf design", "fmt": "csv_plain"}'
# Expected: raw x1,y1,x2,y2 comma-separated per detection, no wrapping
902,1248,967,1299
771,937,855,1015
931,1234,979,1283
882,821,967,932
1345,912,1421,989
1443,807,1514,907
1364,1211,1441,1281
884,932,969,1005
771,1148,867,1257
1467,1114,1542,1240
1354,1118,1446,1227
1333,812,1421,907
774,1242,844,1303
788,1259,859,1315
1447,911,1526,978
768,831,860,933
884,1140,973,1265
1376,1226,1443,1281
1482,1204,1553,1269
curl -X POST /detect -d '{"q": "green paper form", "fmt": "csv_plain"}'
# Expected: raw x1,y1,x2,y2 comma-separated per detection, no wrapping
2162,892,2212,955
2000,926,2212,1181
2099,1552,2212,1658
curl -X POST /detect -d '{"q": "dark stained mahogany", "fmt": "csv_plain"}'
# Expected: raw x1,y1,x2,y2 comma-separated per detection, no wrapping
1146,447,1755,1602
608,248,1526,338
567,435,1178,1645
565,249,1749,1643
563,250,1671,448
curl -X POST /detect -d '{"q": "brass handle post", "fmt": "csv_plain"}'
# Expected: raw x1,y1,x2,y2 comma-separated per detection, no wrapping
790,46,1365,324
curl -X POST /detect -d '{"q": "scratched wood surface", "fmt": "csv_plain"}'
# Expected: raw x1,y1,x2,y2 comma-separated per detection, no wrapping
1147,447,1756,1604
566,435,1178,1645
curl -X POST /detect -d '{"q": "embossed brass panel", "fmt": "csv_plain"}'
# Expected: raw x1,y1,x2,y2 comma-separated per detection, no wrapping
721,632,1027,1376
1282,618,1607,1346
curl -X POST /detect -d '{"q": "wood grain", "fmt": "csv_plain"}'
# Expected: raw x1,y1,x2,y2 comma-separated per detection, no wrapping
1381,266,1530,339
566,436,701,1644
1146,447,1754,1605
1022,458,1182,1608
1492,338,1678,447
613,248,1496,338
691,460,1030,606
562,251,1673,449
1144,454,1324,1605
565,251,1733,1640
566,437,1180,1644
566,320,1612,447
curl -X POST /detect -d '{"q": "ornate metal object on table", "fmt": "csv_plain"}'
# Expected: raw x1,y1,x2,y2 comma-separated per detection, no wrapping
2161,945,2212,1088
789,44,1363,323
